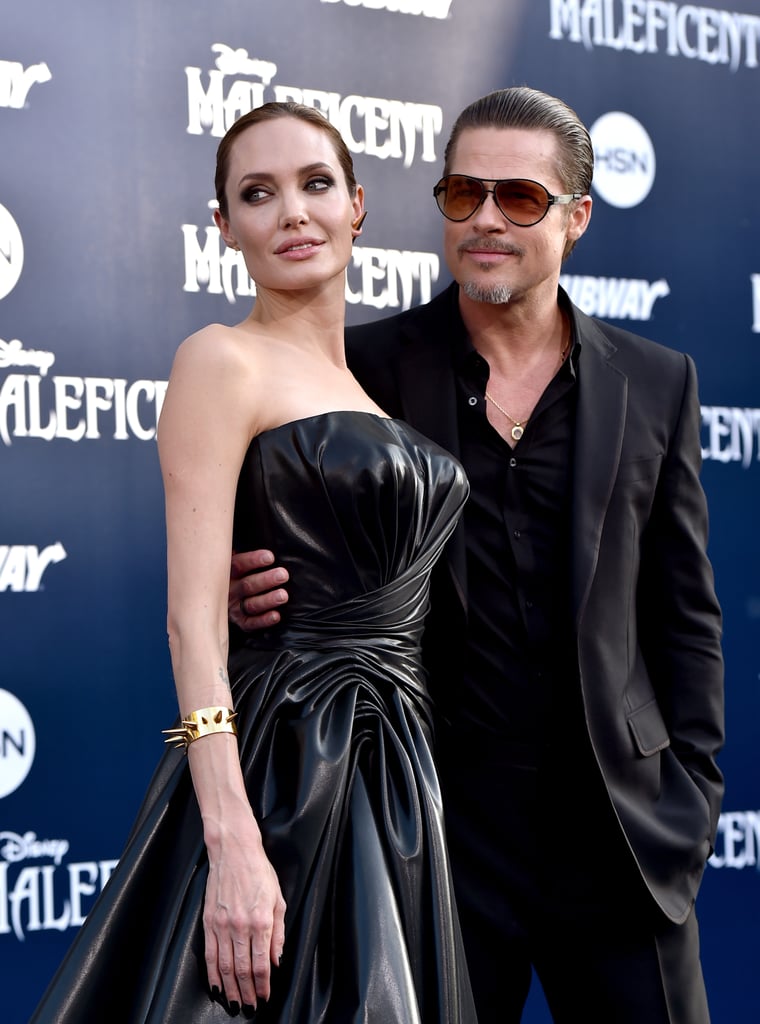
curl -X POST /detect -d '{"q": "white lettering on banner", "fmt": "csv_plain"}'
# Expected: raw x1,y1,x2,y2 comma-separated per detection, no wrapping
182,225,256,304
560,275,669,320
0,59,52,108
0,338,55,376
183,221,439,309
0,833,68,866
701,406,760,467
319,0,453,18
751,274,760,333
709,811,760,868
0,832,118,941
186,45,442,166
0,856,118,941
0,374,168,446
0,544,66,593
208,43,277,84
347,247,439,309
549,0,760,71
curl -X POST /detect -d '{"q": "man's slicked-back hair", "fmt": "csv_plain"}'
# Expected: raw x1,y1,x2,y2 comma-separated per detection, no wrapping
443,86,594,197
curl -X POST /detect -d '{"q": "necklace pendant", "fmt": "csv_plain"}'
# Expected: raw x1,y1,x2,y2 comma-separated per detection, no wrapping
511,424,524,442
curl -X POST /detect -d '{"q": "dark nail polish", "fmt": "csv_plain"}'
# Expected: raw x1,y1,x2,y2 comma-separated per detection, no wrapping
229,1001,240,1015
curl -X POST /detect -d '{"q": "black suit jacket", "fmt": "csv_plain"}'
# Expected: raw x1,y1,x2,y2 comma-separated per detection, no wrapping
346,282,724,924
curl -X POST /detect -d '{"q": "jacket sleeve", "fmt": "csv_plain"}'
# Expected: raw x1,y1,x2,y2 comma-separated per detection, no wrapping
638,353,725,839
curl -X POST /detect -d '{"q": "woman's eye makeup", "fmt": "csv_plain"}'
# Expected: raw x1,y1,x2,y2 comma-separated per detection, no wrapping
238,173,335,204
241,185,271,203
306,175,334,192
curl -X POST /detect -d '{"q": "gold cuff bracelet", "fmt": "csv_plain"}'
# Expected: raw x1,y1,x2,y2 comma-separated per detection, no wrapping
162,706,238,751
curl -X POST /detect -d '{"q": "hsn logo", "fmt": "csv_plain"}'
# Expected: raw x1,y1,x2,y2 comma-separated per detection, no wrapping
0,690,36,799
589,111,656,209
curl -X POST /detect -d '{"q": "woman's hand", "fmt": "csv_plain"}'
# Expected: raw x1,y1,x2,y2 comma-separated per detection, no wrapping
203,816,287,1011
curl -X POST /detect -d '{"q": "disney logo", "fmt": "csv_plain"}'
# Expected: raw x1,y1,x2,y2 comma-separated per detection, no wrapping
0,337,56,376
211,43,276,84
0,830,69,865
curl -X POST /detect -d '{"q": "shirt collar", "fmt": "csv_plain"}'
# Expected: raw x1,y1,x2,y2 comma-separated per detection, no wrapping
452,286,582,378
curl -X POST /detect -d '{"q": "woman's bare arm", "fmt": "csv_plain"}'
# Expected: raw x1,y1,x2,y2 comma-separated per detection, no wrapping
158,328,286,1010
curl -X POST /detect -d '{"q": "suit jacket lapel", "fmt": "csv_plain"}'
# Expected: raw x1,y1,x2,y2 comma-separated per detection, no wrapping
397,339,461,458
395,286,468,615
388,285,629,626
570,310,628,627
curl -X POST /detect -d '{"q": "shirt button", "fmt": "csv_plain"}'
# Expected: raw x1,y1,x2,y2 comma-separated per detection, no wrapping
509,457,517,468
513,529,521,538
468,396,478,406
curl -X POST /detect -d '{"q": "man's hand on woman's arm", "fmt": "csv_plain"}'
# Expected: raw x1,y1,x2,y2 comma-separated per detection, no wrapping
229,550,290,631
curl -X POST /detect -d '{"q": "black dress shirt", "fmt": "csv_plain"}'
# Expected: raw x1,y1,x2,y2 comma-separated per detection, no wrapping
440,313,644,920
453,325,578,761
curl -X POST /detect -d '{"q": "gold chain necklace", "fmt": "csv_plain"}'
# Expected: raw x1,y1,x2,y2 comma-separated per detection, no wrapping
483,391,528,441
484,339,570,442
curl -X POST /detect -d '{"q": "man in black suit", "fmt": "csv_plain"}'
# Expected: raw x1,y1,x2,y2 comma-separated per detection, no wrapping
230,87,724,1023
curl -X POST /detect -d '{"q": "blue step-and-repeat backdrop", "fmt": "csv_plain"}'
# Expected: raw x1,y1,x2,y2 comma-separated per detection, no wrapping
2,2,758,1021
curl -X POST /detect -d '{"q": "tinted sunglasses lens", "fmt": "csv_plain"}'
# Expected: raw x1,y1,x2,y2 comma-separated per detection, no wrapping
437,176,484,220
494,180,549,225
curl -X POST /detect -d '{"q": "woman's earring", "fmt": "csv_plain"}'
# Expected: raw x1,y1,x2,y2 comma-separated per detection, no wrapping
351,211,367,242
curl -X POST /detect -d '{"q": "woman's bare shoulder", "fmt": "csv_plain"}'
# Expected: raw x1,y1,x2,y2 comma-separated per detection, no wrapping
168,326,276,408
173,322,261,366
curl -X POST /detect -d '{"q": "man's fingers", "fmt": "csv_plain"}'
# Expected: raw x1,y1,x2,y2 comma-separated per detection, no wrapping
231,548,276,577
229,567,289,613
229,566,290,630
240,567,290,603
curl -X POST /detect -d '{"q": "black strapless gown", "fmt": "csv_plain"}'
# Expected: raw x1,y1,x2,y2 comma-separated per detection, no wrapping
31,412,476,1023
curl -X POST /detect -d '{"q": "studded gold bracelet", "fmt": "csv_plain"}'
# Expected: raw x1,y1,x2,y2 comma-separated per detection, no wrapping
162,706,238,751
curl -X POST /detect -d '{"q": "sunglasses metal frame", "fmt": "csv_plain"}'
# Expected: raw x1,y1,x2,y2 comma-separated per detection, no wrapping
432,174,583,226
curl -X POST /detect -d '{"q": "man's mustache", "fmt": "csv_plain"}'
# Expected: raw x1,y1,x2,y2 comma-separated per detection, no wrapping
457,238,525,258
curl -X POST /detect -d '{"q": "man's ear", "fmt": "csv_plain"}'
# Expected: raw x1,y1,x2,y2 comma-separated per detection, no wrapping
567,193,593,246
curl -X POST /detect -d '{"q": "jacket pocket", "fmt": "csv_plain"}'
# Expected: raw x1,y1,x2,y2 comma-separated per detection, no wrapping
627,698,670,756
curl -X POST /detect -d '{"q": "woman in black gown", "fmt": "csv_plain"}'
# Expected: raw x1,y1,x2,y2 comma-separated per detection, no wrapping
30,102,475,1023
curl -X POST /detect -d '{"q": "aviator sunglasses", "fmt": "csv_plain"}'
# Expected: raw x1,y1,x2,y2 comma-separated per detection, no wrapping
433,174,582,227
